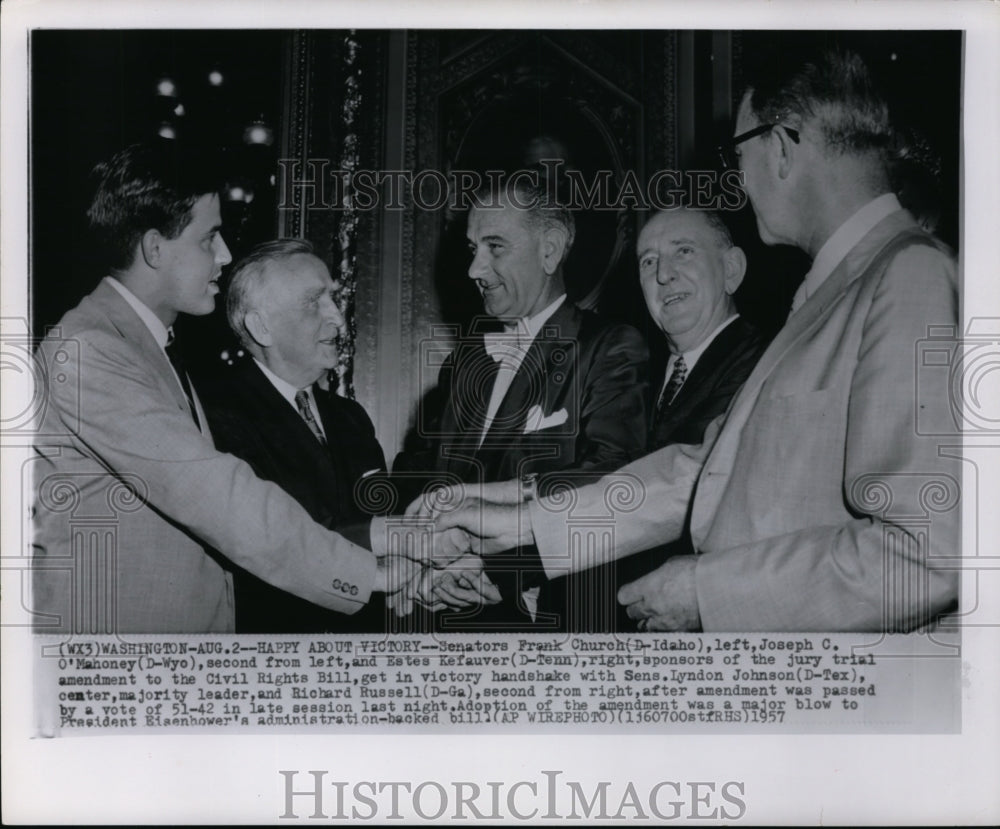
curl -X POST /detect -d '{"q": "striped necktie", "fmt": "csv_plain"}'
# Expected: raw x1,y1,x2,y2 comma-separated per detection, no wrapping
294,389,327,446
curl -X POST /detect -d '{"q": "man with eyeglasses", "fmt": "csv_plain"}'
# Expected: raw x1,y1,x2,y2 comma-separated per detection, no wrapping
433,49,959,632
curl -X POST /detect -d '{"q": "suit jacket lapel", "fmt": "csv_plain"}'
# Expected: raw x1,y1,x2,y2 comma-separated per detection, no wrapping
481,302,580,448
89,279,210,437
314,386,377,487
440,340,497,478
690,210,922,535
654,317,743,440
240,362,344,500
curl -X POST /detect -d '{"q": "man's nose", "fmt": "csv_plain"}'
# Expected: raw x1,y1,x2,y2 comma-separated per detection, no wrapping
656,260,677,285
322,296,345,329
468,248,489,280
214,234,233,266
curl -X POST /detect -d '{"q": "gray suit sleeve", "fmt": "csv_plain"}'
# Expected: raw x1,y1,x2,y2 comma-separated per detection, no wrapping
44,329,377,614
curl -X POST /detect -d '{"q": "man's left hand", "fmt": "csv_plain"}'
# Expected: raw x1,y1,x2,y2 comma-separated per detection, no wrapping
617,555,701,631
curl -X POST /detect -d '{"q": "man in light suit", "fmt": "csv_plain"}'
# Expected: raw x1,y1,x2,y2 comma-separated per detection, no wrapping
199,239,390,633
435,50,959,632
397,173,649,630
31,142,446,633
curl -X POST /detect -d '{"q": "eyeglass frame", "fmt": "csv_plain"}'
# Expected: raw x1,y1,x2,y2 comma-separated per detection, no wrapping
716,123,801,170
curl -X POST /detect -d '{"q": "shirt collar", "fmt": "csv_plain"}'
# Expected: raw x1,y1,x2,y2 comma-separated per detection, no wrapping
799,193,901,304
504,294,567,344
669,313,739,373
253,358,309,408
105,276,171,350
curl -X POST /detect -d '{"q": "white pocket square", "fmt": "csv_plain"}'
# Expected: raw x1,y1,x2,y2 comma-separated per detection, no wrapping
524,405,568,433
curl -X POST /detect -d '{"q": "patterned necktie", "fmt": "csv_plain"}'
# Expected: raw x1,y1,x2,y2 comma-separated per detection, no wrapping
164,332,200,429
658,354,688,413
294,389,327,446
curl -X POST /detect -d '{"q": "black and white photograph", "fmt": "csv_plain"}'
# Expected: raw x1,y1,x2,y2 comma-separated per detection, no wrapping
2,0,998,824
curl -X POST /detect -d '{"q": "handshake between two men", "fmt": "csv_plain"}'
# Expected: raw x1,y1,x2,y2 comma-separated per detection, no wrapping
374,479,678,629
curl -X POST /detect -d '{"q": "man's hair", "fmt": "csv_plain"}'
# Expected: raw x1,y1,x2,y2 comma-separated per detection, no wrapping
87,140,223,271
472,169,577,261
226,238,317,349
746,49,892,157
695,209,735,250
641,208,734,251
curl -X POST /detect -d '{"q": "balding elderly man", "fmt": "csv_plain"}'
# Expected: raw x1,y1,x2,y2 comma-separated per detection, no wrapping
200,240,391,632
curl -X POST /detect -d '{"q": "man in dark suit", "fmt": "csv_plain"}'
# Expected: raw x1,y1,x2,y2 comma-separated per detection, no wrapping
641,209,767,451
199,239,389,632
398,173,649,631
611,207,768,629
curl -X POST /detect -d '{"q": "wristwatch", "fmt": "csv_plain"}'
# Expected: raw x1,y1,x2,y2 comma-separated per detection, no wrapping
520,472,539,503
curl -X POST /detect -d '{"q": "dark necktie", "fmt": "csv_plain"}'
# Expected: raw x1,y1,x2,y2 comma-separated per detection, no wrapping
164,335,200,429
657,354,688,415
295,389,327,446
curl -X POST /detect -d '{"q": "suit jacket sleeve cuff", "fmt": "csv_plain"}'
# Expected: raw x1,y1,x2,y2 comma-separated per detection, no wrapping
316,538,378,614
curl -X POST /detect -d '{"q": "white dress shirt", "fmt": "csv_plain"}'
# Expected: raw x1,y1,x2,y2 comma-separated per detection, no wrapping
479,293,567,619
478,293,567,446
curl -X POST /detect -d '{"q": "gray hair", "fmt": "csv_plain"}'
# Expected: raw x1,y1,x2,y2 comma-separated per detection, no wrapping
472,172,576,262
640,208,735,251
226,238,316,349
747,49,892,158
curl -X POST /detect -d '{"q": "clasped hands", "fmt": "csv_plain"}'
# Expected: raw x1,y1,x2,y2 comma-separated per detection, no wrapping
375,481,530,615
378,480,701,630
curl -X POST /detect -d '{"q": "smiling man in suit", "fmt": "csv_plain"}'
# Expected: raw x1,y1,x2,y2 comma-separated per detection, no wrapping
31,141,443,634
199,239,390,633
607,207,768,629
640,207,766,451
435,49,959,632
399,172,649,630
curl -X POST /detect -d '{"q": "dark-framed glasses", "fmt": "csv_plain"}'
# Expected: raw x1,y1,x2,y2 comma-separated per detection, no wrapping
716,123,800,170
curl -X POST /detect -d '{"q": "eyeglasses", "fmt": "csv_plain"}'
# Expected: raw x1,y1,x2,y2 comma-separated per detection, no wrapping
716,123,800,170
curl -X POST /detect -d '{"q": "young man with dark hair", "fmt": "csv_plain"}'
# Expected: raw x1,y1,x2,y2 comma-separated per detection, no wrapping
31,141,443,633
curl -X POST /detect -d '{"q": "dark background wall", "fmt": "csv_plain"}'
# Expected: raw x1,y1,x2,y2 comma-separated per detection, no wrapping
30,29,962,458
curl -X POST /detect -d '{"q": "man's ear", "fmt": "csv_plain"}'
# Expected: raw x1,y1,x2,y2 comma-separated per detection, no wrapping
243,310,272,348
773,125,798,181
541,226,569,276
139,229,164,268
723,246,747,295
